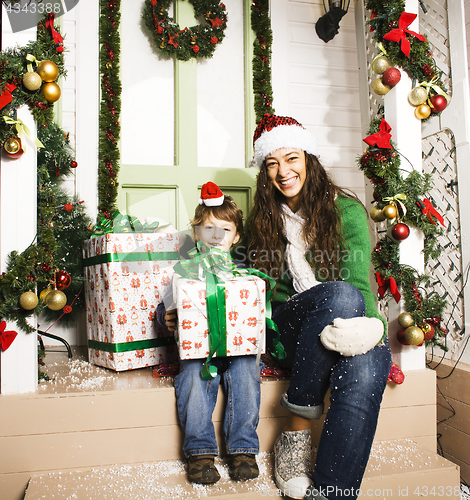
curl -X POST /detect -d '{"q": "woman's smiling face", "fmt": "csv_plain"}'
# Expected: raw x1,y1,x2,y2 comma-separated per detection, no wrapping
265,148,307,211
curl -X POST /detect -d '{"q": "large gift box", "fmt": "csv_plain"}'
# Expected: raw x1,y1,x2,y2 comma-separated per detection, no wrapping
83,229,179,371
175,275,266,361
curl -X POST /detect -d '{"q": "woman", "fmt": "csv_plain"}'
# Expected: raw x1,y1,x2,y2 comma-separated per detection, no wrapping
244,114,392,500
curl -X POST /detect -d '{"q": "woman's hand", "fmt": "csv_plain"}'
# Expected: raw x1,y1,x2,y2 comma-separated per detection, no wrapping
320,317,384,356
164,309,178,332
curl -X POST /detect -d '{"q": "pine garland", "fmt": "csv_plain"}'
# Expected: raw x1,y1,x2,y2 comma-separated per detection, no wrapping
98,0,122,220
359,0,451,353
251,0,275,122
0,15,65,145
141,0,228,61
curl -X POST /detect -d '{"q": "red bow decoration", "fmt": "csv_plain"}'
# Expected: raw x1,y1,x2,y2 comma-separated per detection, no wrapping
45,13,64,52
363,119,393,149
0,320,18,351
417,199,445,227
383,12,427,57
376,273,401,303
0,82,17,111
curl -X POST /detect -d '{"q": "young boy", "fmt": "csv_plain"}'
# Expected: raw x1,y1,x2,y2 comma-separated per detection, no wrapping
156,182,261,485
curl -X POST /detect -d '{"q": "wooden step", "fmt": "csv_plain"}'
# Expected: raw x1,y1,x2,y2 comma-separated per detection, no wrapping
0,356,459,500
23,440,460,500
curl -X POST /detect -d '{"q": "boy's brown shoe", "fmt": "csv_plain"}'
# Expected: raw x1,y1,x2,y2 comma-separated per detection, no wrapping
228,453,259,481
187,455,220,484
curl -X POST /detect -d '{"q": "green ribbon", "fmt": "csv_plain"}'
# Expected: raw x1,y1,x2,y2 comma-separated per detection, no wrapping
383,193,408,220
91,211,161,237
419,76,450,105
175,243,285,380
88,337,175,353
3,116,44,150
26,53,39,73
83,251,179,267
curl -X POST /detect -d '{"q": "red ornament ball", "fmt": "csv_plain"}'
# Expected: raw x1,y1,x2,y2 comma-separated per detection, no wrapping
55,270,72,290
211,37,218,44
192,45,200,53
419,322,435,341
382,67,401,87
3,137,24,158
64,203,73,212
391,222,410,241
63,305,73,314
396,328,410,345
430,94,448,113
71,160,78,168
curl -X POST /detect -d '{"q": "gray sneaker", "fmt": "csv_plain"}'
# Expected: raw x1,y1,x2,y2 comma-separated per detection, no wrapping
274,429,313,499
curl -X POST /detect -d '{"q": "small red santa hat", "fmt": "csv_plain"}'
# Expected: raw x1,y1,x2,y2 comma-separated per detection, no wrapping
250,113,318,168
199,181,225,207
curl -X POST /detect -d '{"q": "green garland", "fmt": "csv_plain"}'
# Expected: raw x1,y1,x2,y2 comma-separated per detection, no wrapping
98,0,122,220
359,9,450,352
251,0,275,122
366,0,448,111
142,0,227,61
0,15,65,145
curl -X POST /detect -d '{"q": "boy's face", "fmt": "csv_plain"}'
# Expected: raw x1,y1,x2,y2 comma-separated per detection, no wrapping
194,214,240,252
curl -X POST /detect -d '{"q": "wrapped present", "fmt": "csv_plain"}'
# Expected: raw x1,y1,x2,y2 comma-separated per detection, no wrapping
173,244,285,379
83,224,179,372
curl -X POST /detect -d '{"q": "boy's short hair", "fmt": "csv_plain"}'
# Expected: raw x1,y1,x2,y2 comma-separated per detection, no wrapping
191,195,244,239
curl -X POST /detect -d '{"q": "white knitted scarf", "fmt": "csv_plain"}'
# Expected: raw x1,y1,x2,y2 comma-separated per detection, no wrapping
281,204,320,293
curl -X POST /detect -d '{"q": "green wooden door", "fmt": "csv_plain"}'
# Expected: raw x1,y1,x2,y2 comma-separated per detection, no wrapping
117,0,257,231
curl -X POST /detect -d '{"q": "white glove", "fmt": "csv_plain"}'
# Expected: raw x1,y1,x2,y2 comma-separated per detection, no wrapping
320,317,384,357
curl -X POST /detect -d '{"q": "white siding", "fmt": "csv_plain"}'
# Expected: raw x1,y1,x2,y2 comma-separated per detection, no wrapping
271,0,366,202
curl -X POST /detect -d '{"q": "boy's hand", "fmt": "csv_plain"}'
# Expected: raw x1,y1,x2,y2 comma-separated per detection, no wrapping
164,309,177,332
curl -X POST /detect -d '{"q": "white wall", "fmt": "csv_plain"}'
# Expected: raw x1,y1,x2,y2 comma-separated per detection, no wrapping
271,0,366,202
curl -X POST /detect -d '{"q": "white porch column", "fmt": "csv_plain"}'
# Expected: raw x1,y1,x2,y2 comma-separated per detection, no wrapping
0,11,38,394
384,0,425,371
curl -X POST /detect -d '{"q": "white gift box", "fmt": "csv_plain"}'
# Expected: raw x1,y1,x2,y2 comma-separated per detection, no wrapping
83,231,179,371
175,275,266,360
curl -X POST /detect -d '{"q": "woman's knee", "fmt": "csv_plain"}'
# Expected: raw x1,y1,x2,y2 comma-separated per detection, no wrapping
325,281,365,318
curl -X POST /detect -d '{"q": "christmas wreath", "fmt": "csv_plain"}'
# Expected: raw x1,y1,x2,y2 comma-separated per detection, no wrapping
142,0,227,61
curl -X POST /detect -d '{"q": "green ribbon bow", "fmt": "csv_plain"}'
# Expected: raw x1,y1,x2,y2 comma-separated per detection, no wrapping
3,116,44,151
383,193,407,219
91,211,161,237
174,243,285,380
419,76,450,106
26,53,39,73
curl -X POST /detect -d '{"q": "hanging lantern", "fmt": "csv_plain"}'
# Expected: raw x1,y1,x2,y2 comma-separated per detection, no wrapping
315,0,351,43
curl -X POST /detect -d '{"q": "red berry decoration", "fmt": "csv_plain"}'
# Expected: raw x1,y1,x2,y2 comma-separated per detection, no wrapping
430,94,448,113
55,270,72,290
70,160,78,168
382,67,401,87
391,222,410,241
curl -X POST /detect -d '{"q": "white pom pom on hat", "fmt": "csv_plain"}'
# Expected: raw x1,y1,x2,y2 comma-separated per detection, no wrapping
250,113,319,168
199,181,225,207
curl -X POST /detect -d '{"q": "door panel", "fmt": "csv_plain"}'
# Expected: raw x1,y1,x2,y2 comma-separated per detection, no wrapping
118,0,256,231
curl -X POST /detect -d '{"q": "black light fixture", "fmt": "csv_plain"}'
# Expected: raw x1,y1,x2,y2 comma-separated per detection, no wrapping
315,0,350,43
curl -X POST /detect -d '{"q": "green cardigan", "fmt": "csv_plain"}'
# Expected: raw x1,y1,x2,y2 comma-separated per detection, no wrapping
272,195,386,331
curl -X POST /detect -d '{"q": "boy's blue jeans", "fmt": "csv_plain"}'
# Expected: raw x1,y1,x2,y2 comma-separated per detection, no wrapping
174,355,261,458
270,281,392,500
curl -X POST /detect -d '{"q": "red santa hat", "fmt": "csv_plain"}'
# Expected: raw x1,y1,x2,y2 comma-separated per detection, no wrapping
199,182,225,207
250,113,318,168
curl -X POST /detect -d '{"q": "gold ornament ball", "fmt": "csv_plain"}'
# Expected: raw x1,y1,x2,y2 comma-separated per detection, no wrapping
39,288,52,301
398,312,414,328
3,137,22,154
19,290,39,310
372,78,391,96
23,71,43,91
408,86,428,106
41,82,61,103
370,206,386,222
371,56,391,75
45,289,67,310
37,60,59,82
404,326,425,346
382,204,398,220
414,104,431,120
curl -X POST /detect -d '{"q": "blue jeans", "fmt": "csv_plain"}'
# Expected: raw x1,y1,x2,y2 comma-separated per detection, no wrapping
174,355,261,457
270,282,391,500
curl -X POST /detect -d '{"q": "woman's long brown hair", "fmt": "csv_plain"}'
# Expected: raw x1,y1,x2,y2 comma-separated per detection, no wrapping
245,152,358,279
